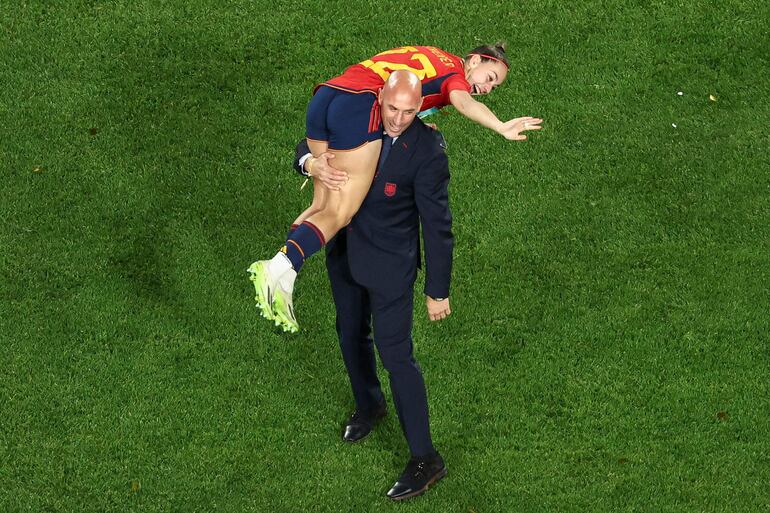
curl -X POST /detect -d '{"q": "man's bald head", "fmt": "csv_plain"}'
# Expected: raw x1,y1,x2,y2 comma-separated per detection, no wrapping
379,70,423,137
383,70,422,101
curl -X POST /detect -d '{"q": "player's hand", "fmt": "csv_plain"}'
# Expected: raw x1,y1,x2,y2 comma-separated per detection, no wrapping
425,123,438,130
497,116,543,141
308,153,348,191
426,296,451,321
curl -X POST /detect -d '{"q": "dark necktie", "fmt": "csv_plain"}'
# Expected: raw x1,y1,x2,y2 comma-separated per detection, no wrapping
377,135,393,172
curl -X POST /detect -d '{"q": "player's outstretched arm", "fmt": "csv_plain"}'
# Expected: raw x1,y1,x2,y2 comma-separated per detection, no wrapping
496,117,543,141
448,89,543,141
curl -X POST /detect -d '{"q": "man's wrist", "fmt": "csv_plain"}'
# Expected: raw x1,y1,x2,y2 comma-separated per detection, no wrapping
429,296,447,302
298,154,312,176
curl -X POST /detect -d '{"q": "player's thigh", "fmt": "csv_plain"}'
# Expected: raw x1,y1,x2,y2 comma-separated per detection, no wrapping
310,177,328,209
307,87,383,219
324,141,381,220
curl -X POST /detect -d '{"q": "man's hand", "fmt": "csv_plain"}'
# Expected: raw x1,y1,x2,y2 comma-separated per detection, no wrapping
306,153,348,191
426,296,451,321
497,116,543,141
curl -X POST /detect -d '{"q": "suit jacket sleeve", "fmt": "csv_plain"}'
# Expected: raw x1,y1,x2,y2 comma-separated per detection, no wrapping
293,139,311,176
414,149,453,298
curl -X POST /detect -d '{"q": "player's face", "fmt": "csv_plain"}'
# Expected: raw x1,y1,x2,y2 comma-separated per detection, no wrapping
465,59,508,95
379,90,422,137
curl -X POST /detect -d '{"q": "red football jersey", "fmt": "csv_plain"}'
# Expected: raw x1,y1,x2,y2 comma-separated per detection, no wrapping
322,46,470,111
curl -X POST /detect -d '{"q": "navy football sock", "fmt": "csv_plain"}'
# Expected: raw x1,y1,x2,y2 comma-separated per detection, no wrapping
284,221,325,273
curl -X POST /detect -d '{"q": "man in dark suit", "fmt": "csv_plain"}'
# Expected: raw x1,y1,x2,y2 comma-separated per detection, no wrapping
294,71,453,501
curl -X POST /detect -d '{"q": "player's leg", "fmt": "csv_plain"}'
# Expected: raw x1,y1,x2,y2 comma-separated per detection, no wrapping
275,90,382,329
303,142,380,239
289,87,382,248
251,88,381,332
267,145,332,332
289,141,330,231
270,139,380,333
247,91,334,327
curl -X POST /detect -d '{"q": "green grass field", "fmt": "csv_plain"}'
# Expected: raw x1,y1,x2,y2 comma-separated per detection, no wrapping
2,1,769,511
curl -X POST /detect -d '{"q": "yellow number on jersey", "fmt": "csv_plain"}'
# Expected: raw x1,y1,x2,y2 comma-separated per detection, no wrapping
360,47,438,81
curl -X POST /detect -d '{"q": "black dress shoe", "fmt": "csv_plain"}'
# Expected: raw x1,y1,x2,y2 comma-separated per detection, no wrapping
386,453,446,501
342,402,386,443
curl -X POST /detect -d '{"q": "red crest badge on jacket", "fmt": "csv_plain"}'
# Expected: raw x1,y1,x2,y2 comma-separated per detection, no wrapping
384,182,397,197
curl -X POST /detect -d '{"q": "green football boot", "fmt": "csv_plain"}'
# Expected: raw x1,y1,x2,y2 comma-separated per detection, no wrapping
271,271,298,333
247,260,274,321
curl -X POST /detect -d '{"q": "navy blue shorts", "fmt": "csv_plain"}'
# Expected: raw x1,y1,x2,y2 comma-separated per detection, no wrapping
306,86,382,151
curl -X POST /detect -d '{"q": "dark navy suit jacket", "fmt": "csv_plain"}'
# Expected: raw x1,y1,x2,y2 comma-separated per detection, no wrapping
294,119,453,299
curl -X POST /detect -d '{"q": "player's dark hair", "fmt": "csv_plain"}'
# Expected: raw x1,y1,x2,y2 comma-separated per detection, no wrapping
466,42,509,68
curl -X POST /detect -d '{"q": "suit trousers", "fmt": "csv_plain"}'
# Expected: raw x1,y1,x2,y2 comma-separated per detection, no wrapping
326,237,434,458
